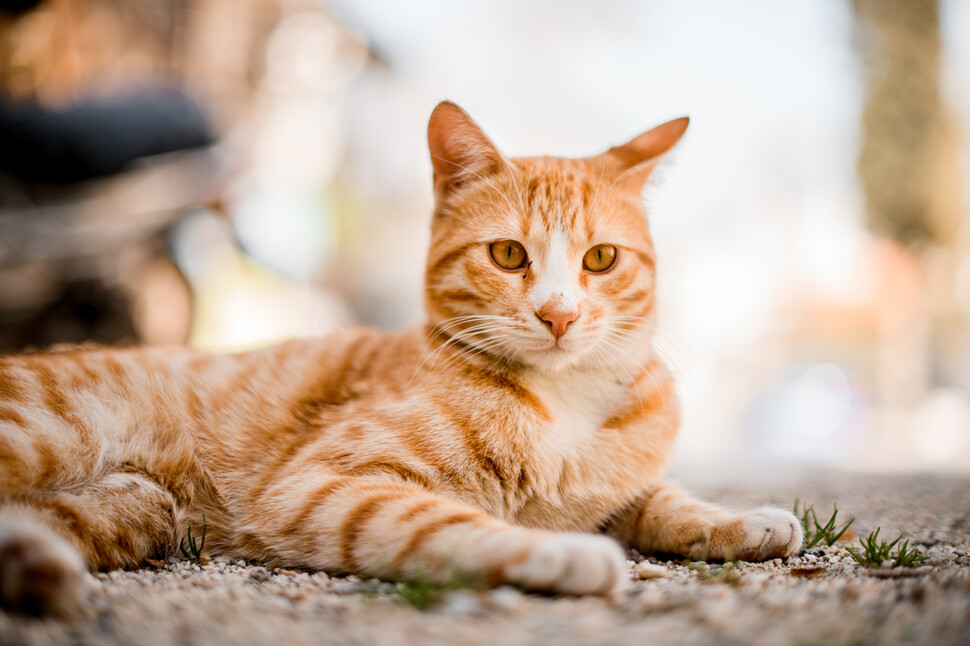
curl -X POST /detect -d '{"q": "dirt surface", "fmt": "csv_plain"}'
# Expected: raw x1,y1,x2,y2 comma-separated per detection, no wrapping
2,470,969,646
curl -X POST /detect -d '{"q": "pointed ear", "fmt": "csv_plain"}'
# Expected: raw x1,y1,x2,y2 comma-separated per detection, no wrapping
428,101,504,201
605,116,689,185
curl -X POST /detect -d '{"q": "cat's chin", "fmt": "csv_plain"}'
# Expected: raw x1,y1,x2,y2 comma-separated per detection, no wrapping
516,345,593,374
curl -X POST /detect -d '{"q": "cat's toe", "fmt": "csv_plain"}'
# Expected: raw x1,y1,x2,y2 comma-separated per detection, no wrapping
0,517,88,618
738,507,803,560
502,533,627,596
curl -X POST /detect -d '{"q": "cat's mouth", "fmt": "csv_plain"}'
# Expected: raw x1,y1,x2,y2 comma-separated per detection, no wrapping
535,335,584,360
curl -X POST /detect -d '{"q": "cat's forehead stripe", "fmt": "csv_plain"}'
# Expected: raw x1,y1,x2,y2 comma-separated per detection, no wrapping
514,163,600,236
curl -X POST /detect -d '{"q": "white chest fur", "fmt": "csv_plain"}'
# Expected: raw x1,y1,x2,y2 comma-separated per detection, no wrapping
527,368,629,459
509,367,639,529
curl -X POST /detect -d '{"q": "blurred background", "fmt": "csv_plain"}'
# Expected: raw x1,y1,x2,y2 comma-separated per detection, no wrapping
0,0,968,475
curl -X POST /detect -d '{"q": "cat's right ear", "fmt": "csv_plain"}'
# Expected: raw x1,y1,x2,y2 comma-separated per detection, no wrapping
605,116,690,187
428,101,504,201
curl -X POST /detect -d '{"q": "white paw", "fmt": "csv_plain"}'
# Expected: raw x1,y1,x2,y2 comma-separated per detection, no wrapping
739,507,803,560
502,533,627,596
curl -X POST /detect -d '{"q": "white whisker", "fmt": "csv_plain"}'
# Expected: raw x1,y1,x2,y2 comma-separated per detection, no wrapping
430,154,520,218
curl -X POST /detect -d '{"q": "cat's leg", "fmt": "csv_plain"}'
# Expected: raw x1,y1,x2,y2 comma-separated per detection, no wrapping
0,471,180,616
606,481,802,561
244,473,627,595
0,514,86,617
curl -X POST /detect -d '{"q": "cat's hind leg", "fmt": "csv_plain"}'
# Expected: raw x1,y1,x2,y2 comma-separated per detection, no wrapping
606,481,802,561
243,472,627,595
0,471,180,616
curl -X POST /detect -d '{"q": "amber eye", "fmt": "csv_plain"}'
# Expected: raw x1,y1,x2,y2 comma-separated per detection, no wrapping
489,240,528,271
583,244,617,273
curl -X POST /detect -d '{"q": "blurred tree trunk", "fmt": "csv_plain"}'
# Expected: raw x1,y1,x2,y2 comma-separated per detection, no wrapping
851,0,962,245
852,0,960,245
852,0,969,406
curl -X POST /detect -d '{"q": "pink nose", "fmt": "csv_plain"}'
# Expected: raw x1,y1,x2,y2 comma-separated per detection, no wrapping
537,307,579,340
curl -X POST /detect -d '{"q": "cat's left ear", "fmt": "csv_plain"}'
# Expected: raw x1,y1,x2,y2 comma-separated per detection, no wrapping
428,101,506,202
605,116,689,185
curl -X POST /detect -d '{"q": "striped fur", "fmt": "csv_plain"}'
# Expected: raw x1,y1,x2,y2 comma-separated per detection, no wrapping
0,102,801,616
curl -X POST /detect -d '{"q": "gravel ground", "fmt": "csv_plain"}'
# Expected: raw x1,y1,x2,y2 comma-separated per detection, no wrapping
2,470,969,646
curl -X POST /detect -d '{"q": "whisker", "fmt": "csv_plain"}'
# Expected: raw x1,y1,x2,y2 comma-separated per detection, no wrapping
584,157,610,229
593,340,647,423
412,316,520,383
430,154,520,218
600,333,674,418
406,315,515,388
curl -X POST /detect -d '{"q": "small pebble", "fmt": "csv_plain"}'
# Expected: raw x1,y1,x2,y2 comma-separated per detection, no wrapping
440,590,481,615
249,567,271,582
633,563,667,580
488,586,523,611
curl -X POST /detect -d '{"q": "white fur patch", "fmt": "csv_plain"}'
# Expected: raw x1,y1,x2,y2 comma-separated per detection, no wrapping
529,227,579,313
528,368,628,458
741,507,803,558
502,533,627,596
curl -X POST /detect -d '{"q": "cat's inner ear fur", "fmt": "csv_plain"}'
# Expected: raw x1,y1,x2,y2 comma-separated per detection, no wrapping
603,116,690,187
428,101,505,202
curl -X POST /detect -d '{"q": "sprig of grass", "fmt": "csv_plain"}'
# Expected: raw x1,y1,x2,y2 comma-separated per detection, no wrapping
891,539,929,568
793,499,855,548
845,528,927,568
688,561,742,586
394,579,449,610
179,514,207,564
393,571,476,610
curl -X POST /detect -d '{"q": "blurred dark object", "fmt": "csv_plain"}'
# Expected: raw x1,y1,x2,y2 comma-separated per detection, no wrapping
0,138,224,353
0,0,278,353
1,278,139,350
0,88,213,183
0,0,42,16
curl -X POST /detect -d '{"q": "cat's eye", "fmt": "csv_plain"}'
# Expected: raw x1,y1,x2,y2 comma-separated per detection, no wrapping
489,240,528,271
582,244,617,273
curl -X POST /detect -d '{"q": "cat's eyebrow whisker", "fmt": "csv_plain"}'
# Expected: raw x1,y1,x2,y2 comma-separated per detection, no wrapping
584,157,610,230
431,154,521,218
500,156,527,214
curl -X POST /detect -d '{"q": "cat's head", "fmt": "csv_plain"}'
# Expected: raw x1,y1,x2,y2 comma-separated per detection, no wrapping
424,101,687,373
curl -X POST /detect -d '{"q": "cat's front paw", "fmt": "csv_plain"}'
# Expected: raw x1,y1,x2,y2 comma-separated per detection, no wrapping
502,533,627,596
0,516,88,617
706,507,803,561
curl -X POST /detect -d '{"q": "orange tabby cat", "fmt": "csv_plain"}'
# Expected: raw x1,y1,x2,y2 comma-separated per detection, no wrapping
0,101,801,616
